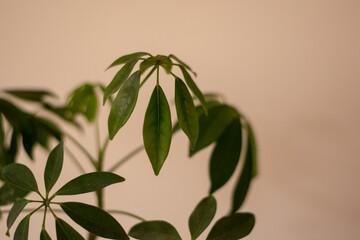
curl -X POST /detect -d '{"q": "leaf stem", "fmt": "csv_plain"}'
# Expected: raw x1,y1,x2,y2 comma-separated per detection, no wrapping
140,66,157,88
65,133,97,167
107,210,146,221
108,145,144,172
64,146,86,173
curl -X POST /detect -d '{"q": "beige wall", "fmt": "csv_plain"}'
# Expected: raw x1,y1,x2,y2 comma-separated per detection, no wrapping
1,0,359,239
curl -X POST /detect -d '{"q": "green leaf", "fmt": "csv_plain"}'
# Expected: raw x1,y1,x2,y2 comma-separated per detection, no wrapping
108,71,140,139
140,55,173,74
143,85,172,175
67,84,98,122
206,213,255,240
14,215,30,240
169,54,197,76
189,195,217,240
103,59,139,104
0,183,28,206
60,202,129,239
190,105,238,156
129,220,181,240
40,229,52,240
7,198,28,232
44,142,63,194
231,123,256,213
55,172,125,196
55,218,84,240
247,122,258,178
179,65,207,115
0,98,32,135
175,78,199,150
5,89,55,102
3,163,39,193
107,52,151,70
210,119,242,194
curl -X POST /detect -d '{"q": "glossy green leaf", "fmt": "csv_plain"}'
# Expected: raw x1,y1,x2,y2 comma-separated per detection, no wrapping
169,54,197,77
206,213,255,240
107,52,151,70
140,55,173,74
3,163,38,193
190,105,238,156
231,123,256,213
40,229,52,240
108,71,140,139
189,195,217,240
210,119,242,193
103,59,139,104
5,89,55,102
7,198,28,232
14,215,30,240
44,142,63,194
179,65,207,114
0,183,28,206
143,85,172,175
60,202,129,239
55,172,125,196
129,220,181,240
175,78,199,150
55,218,84,240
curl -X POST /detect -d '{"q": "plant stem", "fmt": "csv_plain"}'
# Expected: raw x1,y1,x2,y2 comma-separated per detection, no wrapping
64,146,86,173
140,66,157,88
107,210,146,221
108,145,144,172
66,133,97,167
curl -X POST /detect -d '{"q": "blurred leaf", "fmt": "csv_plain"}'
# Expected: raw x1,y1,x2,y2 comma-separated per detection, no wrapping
231,123,256,213
55,172,125,196
2,163,39,193
169,54,197,77
60,202,129,239
189,195,217,240
67,84,98,122
143,85,172,175
55,217,84,240
179,65,207,115
129,220,181,240
206,213,255,240
44,142,63,194
5,89,55,102
103,59,139,104
247,122,258,178
40,229,52,240
175,78,199,150
41,102,79,127
0,183,28,206
107,52,151,70
14,215,30,240
0,98,32,134
108,71,140,139
140,55,173,74
190,105,238,156
210,119,242,193
7,198,28,232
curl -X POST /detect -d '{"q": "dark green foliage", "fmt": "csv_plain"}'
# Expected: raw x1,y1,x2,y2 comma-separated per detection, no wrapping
107,52,151,70
210,119,242,193
140,55,173,74
67,84,98,122
169,54,197,77
40,229,52,240
231,123,257,213
44,142,64,194
7,198,28,233
55,172,125,196
55,218,84,240
5,89,55,102
175,78,199,150
129,220,181,240
143,85,172,175
60,202,129,239
14,215,30,240
108,70,140,139
2,163,39,193
0,183,27,206
189,195,217,240
190,104,239,156
206,213,255,240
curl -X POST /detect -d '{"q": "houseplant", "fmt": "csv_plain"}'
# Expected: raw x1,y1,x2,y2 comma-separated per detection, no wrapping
0,52,257,240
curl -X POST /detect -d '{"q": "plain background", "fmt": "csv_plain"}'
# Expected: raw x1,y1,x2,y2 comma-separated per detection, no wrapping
0,1,359,239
